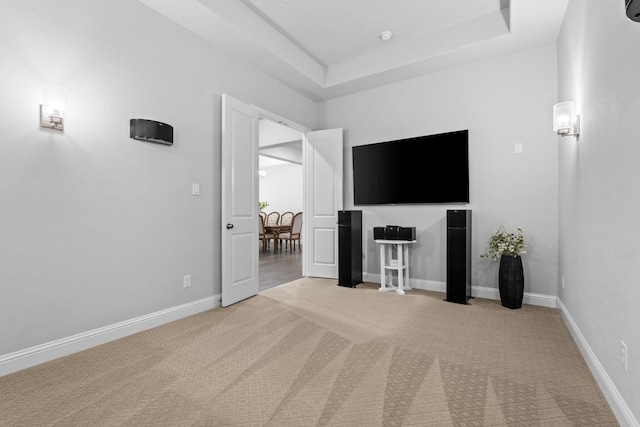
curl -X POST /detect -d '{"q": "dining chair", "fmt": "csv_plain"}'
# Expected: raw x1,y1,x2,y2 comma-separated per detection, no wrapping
259,211,267,224
258,216,274,251
278,212,302,251
278,211,294,250
280,211,294,227
266,212,280,227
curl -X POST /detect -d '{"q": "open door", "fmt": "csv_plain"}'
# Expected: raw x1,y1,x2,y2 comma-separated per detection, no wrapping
221,94,259,307
304,129,343,278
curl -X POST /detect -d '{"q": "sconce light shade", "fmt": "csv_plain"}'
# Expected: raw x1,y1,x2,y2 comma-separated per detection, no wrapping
40,86,67,131
553,101,580,137
40,104,64,131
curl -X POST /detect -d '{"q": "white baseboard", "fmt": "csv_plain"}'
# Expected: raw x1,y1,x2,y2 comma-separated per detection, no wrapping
0,295,221,377
557,298,639,427
471,285,558,308
362,273,557,308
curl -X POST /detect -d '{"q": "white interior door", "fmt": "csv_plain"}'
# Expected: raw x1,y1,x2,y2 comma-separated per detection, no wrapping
304,129,343,278
221,94,259,307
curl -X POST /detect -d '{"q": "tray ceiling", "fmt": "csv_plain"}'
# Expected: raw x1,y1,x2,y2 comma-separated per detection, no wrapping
139,0,568,101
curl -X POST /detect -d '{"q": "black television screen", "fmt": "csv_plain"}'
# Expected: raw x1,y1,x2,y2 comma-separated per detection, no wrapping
352,130,469,205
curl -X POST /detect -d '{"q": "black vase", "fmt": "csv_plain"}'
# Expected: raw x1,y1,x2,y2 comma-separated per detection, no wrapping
498,255,524,309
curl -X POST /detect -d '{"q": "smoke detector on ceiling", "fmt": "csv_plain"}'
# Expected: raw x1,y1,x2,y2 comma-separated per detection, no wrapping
379,31,393,41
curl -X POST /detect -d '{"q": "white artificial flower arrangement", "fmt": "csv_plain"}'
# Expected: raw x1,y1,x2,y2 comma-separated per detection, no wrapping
480,226,527,260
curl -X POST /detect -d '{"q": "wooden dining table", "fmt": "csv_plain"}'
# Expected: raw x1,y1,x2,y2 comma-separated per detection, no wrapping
264,224,292,252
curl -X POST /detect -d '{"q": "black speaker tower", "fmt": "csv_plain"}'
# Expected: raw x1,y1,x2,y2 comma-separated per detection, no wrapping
337,210,363,288
446,210,472,304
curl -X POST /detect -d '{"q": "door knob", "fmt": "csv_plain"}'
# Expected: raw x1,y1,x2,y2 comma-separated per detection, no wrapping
226,223,234,229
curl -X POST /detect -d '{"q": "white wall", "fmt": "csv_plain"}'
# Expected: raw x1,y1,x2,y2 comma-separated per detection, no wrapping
0,1,317,356
558,0,640,422
319,43,559,298
259,163,303,214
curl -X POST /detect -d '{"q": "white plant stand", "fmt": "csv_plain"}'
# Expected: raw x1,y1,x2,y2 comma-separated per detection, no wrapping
376,239,417,295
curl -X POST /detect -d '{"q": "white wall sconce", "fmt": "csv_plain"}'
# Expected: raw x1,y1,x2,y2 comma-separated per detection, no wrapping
40,105,64,131
553,101,580,137
40,86,66,131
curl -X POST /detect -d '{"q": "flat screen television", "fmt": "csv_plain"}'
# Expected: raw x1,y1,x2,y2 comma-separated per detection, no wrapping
352,130,469,205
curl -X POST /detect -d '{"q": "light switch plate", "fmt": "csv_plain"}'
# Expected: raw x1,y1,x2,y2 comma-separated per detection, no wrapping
192,183,200,196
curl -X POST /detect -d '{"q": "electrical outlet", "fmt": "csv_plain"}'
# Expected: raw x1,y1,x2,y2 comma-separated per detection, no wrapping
562,275,565,289
183,275,191,288
621,341,628,372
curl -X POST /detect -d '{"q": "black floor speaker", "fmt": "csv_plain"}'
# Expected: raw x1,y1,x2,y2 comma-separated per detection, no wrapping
446,210,471,304
337,210,362,287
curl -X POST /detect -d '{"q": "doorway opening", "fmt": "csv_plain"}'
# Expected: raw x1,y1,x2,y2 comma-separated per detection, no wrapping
257,114,306,292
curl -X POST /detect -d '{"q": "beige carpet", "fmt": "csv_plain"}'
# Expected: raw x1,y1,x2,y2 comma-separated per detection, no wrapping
0,279,617,426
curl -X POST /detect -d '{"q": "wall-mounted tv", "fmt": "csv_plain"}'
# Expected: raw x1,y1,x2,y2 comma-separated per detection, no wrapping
352,130,469,205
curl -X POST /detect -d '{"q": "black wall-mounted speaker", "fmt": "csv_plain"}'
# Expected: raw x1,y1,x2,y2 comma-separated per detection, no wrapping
627,0,640,22
130,119,174,145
